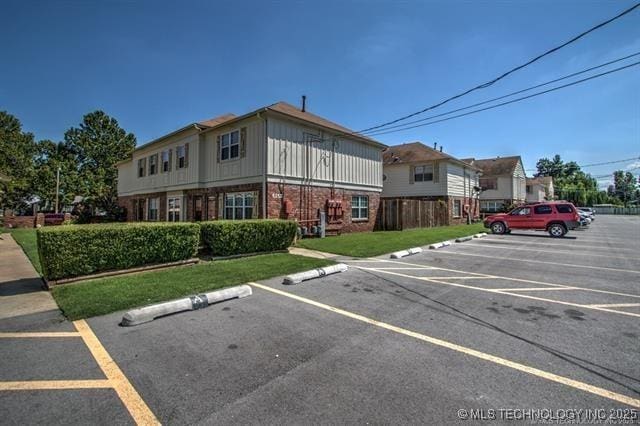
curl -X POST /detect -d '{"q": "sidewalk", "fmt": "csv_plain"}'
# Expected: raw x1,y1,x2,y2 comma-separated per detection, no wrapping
0,232,59,321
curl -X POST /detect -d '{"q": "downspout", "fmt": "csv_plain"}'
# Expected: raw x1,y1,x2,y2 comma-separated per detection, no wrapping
259,112,268,219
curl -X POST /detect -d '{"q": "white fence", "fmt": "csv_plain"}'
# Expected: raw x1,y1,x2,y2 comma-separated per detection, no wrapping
593,207,640,215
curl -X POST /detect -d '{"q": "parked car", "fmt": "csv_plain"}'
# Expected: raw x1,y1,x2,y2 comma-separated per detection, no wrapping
578,210,592,225
484,202,581,237
577,207,595,219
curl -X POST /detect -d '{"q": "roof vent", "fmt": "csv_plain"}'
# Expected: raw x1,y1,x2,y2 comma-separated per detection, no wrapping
433,142,438,150
301,95,306,112
440,146,443,152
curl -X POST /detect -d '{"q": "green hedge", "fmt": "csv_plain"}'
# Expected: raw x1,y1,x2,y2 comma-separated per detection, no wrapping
37,222,200,280
200,220,297,256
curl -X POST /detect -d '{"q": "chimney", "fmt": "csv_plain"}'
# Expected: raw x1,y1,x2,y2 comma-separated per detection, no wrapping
433,142,437,150
301,95,306,112
440,146,443,152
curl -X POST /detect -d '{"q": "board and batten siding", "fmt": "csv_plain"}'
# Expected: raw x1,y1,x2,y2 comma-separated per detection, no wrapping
266,117,382,190
446,163,479,197
512,160,526,201
199,117,265,185
117,130,200,196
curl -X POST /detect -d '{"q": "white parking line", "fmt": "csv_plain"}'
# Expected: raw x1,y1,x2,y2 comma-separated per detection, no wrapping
462,242,635,261
479,239,638,253
492,287,578,292
586,303,640,308
354,266,640,319
358,258,640,299
426,250,640,274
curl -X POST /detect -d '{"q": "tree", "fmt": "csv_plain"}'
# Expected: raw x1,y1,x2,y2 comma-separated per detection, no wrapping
0,111,37,211
31,140,80,211
63,111,136,214
613,170,637,206
535,154,600,206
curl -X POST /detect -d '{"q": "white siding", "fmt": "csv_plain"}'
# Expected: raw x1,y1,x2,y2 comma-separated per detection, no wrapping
117,129,200,196
446,163,478,198
512,160,526,202
381,162,448,197
267,117,382,190
479,176,514,200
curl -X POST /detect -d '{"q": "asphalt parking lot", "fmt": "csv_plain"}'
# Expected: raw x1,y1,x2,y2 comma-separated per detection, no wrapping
1,215,639,424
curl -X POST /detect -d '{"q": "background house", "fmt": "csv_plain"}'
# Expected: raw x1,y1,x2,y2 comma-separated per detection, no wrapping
117,101,386,233
526,176,554,202
381,142,481,225
463,156,526,213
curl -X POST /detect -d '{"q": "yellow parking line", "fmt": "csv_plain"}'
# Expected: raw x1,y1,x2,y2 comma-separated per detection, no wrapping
0,380,111,390
74,320,159,425
248,282,640,408
370,258,640,299
355,266,640,319
0,332,80,338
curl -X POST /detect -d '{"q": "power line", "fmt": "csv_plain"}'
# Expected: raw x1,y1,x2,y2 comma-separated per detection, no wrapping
360,52,640,136
355,3,640,134
361,61,640,137
526,157,640,172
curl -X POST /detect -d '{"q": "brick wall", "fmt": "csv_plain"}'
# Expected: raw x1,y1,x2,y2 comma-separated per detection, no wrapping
118,191,167,222
185,183,262,221
267,182,380,233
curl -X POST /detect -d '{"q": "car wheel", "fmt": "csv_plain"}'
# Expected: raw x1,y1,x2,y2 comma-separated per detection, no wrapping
548,223,566,238
491,222,506,234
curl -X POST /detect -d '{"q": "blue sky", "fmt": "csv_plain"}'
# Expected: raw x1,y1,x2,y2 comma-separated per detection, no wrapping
2,0,639,188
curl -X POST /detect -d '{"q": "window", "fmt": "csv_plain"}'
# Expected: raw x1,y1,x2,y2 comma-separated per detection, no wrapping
414,165,433,182
161,150,171,172
176,145,187,169
137,158,146,178
149,154,157,175
526,185,532,194
148,198,159,221
480,178,497,190
556,204,574,213
453,200,462,217
168,197,181,222
480,201,504,212
511,207,531,216
351,195,369,220
220,130,240,161
534,204,552,215
224,192,254,220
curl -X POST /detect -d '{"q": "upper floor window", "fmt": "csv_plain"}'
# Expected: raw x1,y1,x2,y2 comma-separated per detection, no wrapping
137,158,146,178
220,130,240,161
176,144,189,169
526,185,532,194
414,165,433,182
480,178,497,190
352,195,369,220
161,150,171,172
149,154,158,175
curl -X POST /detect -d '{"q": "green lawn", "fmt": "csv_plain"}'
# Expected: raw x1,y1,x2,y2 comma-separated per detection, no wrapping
52,253,335,320
7,228,42,275
297,223,486,257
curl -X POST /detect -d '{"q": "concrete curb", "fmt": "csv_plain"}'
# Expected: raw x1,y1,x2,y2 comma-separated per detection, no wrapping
120,285,252,326
283,264,348,285
473,233,488,238
455,236,474,243
428,241,452,250
390,247,423,259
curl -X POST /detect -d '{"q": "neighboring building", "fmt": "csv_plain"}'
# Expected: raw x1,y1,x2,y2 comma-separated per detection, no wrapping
463,156,526,213
525,176,554,202
381,142,482,223
116,101,386,233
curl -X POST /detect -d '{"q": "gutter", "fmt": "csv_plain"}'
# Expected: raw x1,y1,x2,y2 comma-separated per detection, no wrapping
258,112,268,219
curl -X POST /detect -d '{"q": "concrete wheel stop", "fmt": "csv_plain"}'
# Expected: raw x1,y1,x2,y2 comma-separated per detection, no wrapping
283,264,348,285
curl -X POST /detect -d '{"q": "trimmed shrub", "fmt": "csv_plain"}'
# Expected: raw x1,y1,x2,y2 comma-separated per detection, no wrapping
200,220,297,256
37,222,200,280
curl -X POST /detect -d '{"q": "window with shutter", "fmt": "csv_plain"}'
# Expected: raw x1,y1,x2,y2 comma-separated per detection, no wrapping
220,130,240,161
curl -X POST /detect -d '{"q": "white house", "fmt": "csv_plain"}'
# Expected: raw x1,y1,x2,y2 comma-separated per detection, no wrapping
462,156,527,212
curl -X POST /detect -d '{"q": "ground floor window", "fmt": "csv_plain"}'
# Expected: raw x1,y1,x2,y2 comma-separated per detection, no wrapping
168,197,181,222
481,201,504,212
148,198,159,221
351,195,369,220
453,199,462,217
224,192,254,220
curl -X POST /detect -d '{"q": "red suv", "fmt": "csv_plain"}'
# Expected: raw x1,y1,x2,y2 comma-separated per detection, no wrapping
484,202,581,237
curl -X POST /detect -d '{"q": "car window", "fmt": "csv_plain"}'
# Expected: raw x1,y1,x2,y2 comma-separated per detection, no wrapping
556,204,574,213
511,207,530,215
534,205,552,214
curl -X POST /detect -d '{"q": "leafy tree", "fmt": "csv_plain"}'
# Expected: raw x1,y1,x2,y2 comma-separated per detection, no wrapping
613,170,637,206
0,111,37,211
63,111,136,214
32,140,80,211
535,154,600,206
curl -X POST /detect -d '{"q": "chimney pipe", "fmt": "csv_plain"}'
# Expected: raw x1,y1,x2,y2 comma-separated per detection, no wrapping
440,146,443,152
301,95,306,112
433,142,437,150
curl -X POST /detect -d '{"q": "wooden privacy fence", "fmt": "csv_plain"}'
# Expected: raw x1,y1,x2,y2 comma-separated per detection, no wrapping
377,199,449,231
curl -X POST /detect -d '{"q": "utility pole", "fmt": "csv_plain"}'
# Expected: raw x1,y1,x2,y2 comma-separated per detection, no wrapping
55,166,60,214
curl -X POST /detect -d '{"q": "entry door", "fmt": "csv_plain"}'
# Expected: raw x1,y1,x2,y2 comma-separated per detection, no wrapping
193,196,203,222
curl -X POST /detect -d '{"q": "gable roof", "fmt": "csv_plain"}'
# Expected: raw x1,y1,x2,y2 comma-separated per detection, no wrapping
383,142,481,170
467,156,522,176
527,176,553,185
198,113,237,128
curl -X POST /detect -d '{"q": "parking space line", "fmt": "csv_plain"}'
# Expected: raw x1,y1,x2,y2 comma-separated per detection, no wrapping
0,332,80,338
366,258,640,299
463,243,635,261
74,320,159,425
491,287,578,292
248,282,640,408
480,239,638,253
586,303,640,308
0,380,112,391
418,250,640,274
355,266,640,319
